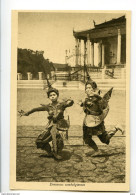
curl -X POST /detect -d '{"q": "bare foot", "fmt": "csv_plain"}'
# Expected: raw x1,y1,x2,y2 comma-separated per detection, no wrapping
53,152,63,160
91,150,102,157
115,126,124,135
39,152,53,158
85,150,96,156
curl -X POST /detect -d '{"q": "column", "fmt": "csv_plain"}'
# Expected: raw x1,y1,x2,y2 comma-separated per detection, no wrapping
31,73,33,80
78,39,81,65
84,40,87,65
91,42,94,66
65,56,68,64
17,73,22,80
75,38,78,66
38,72,43,80
65,50,68,64
98,42,102,67
102,44,105,68
102,68,106,80
121,68,125,79
117,29,121,64
87,34,90,66
51,71,54,79
47,74,50,79
27,72,31,80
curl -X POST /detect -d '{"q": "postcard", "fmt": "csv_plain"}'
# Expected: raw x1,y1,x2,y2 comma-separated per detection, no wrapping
10,10,130,191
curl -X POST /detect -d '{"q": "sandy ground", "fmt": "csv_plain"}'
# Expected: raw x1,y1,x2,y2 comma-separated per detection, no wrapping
17,126,125,183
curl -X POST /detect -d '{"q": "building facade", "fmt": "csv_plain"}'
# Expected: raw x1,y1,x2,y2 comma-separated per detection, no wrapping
73,15,126,69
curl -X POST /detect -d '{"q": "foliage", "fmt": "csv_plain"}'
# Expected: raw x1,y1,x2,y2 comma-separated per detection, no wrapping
17,48,54,79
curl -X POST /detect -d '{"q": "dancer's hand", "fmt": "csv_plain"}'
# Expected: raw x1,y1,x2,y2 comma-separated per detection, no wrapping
62,97,72,102
40,104,46,107
66,97,73,104
18,110,29,117
77,100,83,106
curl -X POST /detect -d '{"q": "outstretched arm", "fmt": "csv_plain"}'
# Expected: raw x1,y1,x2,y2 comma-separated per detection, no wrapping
27,106,48,115
19,105,48,117
80,101,84,107
64,99,74,108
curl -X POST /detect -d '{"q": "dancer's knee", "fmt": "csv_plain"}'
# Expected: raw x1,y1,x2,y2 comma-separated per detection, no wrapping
98,133,110,145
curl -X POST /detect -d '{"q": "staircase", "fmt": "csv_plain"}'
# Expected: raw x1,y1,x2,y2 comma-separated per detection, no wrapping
89,68,126,80
52,81,80,90
52,80,125,91
17,80,55,89
55,71,69,80
90,79,126,91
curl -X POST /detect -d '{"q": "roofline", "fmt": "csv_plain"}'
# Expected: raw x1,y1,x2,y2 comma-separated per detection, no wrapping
73,15,126,36
95,15,125,28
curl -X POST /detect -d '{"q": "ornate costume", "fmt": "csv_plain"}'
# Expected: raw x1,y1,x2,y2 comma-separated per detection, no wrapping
19,78,74,159
80,68,122,154
26,99,74,154
81,89,111,128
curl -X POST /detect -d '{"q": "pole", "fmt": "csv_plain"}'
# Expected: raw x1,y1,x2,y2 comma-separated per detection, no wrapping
84,52,86,82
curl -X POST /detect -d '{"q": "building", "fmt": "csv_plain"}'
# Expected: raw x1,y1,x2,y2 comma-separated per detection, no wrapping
53,63,70,71
73,15,126,69
53,63,71,80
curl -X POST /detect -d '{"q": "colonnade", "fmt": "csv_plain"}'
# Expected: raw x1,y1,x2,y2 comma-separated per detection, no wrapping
75,29,122,67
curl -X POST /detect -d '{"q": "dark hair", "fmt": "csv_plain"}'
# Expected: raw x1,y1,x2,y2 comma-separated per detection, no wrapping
85,80,97,90
47,88,59,98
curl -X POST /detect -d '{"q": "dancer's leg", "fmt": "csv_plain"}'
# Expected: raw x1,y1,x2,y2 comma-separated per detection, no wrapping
36,129,53,157
83,125,99,154
50,125,62,160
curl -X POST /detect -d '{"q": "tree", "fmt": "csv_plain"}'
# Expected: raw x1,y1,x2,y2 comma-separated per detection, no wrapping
17,48,54,79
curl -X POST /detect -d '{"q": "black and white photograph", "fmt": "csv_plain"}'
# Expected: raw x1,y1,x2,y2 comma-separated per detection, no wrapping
10,10,130,191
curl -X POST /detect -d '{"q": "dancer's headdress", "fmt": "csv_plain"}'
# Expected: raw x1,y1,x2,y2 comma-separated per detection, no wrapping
46,78,59,97
103,87,113,101
85,66,97,90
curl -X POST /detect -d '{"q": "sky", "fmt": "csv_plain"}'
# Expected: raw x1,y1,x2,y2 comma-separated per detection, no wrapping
18,11,125,64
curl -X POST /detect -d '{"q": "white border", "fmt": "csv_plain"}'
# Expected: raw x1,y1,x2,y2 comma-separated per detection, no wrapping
1,0,136,193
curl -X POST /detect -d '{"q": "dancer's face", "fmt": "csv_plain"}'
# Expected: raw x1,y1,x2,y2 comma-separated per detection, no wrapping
49,92,58,102
85,84,95,96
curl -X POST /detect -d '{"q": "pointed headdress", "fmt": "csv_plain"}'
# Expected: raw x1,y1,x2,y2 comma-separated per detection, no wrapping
85,66,97,90
46,78,59,97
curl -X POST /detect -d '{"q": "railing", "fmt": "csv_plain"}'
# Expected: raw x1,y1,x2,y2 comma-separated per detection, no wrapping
69,66,102,82
17,72,56,81
17,66,126,82
70,66,125,80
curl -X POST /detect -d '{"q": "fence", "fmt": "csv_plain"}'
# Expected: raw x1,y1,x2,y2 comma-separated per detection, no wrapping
17,67,126,82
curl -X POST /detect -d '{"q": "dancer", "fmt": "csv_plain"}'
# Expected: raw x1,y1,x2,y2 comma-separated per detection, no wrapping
19,79,74,160
80,70,123,157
